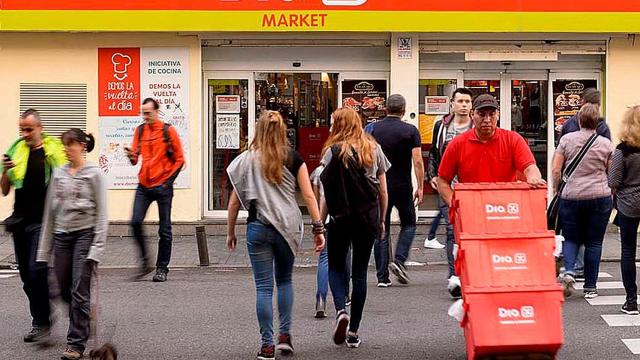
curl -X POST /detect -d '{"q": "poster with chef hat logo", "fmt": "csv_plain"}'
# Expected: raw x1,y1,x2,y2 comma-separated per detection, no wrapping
98,48,141,116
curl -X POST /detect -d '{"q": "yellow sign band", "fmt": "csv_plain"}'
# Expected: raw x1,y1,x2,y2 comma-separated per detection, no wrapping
2,10,640,32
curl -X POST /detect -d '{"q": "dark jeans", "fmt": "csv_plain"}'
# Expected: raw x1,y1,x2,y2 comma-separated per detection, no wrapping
560,197,612,290
440,200,456,278
328,207,377,333
12,224,51,328
246,221,295,347
131,184,174,271
53,228,94,352
374,189,416,282
619,212,640,303
316,243,351,302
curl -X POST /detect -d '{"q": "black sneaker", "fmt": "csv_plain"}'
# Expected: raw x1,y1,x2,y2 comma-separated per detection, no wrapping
131,264,155,282
574,269,585,282
152,269,168,282
346,333,361,348
23,326,51,343
389,262,409,284
377,280,392,288
315,298,327,319
333,310,349,345
257,344,275,360
622,301,640,315
276,333,294,355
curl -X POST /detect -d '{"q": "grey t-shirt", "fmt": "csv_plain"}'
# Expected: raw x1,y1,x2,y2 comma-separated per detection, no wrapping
608,144,640,217
445,123,472,145
320,143,391,183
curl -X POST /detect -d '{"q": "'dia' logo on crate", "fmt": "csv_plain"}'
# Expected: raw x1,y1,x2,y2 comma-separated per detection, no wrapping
492,253,528,271
485,202,521,220
498,306,536,325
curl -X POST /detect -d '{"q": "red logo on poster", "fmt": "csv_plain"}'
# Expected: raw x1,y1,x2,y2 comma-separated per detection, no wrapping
98,48,140,116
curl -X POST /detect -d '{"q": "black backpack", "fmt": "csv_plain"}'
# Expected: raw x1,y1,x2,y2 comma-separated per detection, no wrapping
320,145,379,221
136,123,175,163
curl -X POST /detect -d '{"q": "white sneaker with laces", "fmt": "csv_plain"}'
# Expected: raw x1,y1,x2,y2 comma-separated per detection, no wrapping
424,237,445,249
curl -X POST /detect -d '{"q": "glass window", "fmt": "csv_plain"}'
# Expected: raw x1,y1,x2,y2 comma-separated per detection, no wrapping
418,79,457,212
207,79,249,211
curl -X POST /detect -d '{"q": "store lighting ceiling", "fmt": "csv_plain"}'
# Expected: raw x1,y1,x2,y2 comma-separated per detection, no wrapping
465,51,559,61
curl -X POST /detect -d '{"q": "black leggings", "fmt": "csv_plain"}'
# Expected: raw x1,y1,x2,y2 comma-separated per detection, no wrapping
327,209,377,333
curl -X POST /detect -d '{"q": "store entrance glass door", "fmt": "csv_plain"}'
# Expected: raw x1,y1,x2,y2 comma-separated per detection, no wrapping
510,78,549,179
205,75,252,215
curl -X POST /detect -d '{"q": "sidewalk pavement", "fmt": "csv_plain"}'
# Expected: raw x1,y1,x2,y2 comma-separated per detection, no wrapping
0,226,626,269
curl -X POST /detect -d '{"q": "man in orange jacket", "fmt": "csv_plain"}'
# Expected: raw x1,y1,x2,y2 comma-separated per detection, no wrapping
125,98,185,282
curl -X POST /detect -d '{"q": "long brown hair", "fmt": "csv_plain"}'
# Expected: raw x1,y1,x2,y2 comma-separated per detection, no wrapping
250,110,289,184
323,107,375,168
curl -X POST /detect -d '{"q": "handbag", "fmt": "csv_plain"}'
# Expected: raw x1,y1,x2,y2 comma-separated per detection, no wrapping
547,133,599,233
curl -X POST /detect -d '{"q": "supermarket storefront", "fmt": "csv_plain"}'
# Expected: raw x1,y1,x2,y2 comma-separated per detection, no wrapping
1,1,640,221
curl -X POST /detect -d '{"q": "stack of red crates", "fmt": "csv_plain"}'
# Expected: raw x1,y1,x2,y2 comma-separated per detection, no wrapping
450,183,564,360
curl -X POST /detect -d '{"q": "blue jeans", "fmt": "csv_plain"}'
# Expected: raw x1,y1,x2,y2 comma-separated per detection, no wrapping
246,221,295,347
374,189,416,281
328,206,377,333
130,184,174,271
560,197,612,290
619,212,640,303
440,200,456,278
316,244,351,302
427,205,444,239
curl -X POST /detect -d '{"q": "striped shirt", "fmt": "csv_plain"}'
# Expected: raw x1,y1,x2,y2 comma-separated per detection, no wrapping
608,143,640,218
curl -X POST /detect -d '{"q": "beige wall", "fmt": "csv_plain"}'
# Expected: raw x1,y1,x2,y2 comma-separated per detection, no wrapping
0,33,202,221
607,36,640,144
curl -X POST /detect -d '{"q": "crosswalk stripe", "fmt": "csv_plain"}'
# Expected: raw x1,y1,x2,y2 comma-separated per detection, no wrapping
575,281,623,290
602,315,640,327
0,274,16,279
622,339,640,355
587,295,626,306
598,272,613,279
0,270,19,274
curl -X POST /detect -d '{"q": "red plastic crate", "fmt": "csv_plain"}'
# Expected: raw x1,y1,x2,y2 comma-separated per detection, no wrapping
462,286,564,359
455,234,557,289
450,183,549,238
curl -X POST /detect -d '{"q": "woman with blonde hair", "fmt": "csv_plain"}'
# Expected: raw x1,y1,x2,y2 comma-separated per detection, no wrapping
609,105,640,315
320,107,389,348
552,103,613,299
226,110,325,360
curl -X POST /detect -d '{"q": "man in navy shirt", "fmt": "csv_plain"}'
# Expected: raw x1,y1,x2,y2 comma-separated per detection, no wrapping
370,94,424,286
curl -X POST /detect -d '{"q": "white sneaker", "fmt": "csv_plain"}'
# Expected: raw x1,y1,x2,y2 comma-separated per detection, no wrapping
424,237,445,249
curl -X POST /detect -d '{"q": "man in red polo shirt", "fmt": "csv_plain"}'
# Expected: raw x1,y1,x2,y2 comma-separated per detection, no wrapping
437,94,546,207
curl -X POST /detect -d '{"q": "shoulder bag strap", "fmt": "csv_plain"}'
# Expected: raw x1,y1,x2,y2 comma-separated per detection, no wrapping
558,133,599,193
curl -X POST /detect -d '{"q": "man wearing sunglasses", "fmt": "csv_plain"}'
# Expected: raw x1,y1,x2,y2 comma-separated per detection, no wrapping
1,108,67,343
125,98,184,282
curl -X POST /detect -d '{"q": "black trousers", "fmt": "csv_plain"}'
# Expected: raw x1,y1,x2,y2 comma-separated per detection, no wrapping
12,224,51,327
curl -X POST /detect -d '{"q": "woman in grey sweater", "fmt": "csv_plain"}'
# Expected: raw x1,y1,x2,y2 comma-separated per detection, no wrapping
609,105,640,316
37,128,108,360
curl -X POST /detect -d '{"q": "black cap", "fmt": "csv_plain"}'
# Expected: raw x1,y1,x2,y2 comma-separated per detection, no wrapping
473,94,499,110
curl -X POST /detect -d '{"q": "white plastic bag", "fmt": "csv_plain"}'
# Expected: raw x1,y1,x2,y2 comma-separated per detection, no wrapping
448,299,465,322
554,235,564,258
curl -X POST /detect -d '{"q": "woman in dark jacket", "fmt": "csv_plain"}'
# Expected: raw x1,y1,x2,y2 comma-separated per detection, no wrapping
609,105,640,315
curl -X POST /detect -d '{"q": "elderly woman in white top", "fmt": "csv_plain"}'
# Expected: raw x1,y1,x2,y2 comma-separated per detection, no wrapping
552,103,612,299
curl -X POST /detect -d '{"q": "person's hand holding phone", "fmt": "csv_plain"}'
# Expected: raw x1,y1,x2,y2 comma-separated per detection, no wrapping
3,154,15,173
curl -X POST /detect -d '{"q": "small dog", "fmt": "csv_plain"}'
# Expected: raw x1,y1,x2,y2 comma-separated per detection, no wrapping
89,343,118,360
